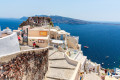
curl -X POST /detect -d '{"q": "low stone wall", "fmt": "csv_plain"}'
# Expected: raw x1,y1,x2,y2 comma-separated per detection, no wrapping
0,48,48,80
64,50,81,80
70,62,81,80
64,51,78,66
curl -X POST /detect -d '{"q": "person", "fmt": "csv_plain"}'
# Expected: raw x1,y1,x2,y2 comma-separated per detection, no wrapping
80,73,83,80
33,42,36,48
105,69,107,74
93,68,95,72
18,35,21,41
101,75,105,80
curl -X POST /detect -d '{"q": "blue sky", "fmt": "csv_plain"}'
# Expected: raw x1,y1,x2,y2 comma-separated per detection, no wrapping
0,0,120,21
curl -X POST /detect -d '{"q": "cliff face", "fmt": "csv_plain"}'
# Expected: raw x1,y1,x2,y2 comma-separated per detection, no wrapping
0,48,48,80
20,17,51,27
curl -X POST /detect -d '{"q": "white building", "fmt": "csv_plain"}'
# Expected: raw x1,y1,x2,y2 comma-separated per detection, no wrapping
0,28,20,57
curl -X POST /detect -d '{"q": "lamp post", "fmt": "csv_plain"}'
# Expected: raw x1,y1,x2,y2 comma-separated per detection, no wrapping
27,28,28,45
48,25,51,47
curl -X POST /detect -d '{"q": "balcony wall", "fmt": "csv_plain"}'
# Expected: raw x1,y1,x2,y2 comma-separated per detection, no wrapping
0,32,20,56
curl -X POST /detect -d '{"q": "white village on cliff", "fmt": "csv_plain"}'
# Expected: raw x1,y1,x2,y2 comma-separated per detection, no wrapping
0,17,120,80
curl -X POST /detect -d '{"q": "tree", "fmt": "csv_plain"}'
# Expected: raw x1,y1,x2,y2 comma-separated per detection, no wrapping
49,21,54,27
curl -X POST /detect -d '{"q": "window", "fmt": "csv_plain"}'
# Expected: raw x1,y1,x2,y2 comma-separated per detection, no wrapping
38,39,44,43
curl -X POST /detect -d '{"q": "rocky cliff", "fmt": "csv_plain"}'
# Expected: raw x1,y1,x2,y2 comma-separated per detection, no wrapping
20,17,52,27
20,15,90,25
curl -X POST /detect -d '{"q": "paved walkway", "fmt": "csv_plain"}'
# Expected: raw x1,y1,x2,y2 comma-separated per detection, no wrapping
84,72,101,80
20,45,33,50
45,49,76,80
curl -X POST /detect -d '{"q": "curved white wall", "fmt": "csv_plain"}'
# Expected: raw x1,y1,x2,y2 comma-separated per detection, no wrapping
0,32,20,56
64,51,78,66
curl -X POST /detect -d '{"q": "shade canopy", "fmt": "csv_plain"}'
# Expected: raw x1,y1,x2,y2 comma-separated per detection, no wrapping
28,36,49,40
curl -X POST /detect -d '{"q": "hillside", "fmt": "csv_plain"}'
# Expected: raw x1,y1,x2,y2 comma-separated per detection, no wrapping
19,17,52,27
20,15,90,24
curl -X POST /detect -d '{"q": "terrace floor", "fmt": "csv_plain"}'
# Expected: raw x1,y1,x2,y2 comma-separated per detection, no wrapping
20,45,33,50
84,72,101,80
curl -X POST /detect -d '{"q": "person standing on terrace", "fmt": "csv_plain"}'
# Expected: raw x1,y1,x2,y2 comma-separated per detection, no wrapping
33,42,36,49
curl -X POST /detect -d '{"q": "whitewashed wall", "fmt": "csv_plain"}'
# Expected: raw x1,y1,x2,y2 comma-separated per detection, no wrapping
0,32,20,56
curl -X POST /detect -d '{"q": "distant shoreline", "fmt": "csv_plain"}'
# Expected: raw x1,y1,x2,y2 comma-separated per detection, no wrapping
1,15,120,25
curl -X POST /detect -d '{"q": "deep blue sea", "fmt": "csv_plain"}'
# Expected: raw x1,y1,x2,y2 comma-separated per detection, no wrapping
0,18,23,30
0,18,120,69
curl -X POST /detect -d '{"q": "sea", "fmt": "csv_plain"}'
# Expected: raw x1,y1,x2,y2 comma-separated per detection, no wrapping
0,18,120,69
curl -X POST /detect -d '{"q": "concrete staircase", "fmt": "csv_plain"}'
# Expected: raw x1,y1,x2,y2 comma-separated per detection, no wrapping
45,51,76,80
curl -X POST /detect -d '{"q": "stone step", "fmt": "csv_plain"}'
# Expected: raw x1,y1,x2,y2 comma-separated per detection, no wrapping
46,68,74,80
50,66,75,70
49,58,65,60
49,51,58,57
45,51,76,80
49,59,75,69
44,78,55,80
49,52,65,60
46,76,67,80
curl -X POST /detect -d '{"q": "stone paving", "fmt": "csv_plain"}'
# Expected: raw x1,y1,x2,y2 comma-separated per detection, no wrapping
20,45,33,50
45,50,76,80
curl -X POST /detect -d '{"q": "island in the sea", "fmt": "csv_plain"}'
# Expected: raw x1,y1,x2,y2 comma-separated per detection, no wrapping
20,15,120,25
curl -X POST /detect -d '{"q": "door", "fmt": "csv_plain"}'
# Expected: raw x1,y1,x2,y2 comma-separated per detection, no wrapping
61,34,63,40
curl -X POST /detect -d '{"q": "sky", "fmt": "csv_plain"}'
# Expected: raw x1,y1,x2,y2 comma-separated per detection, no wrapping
0,0,120,22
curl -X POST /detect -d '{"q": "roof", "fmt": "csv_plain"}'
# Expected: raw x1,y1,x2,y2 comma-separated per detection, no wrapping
50,29,58,32
0,32,16,39
30,27,58,32
105,76,118,80
0,33,9,38
28,35,49,40
13,30,20,32
51,40,64,44
30,27,45,30
58,30,70,35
